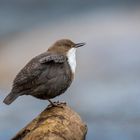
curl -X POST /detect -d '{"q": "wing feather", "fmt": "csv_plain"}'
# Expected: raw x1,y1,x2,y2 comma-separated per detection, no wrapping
12,53,67,92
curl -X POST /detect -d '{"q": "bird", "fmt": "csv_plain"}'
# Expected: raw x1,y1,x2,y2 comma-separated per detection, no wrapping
3,39,85,106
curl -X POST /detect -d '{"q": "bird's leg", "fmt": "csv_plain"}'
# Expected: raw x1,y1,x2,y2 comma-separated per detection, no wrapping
47,99,56,106
47,99,66,108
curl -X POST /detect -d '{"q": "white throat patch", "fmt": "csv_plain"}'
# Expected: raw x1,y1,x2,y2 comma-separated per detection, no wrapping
67,48,76,73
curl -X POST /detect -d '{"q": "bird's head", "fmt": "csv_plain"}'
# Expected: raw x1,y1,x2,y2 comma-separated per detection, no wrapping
48,39,85,55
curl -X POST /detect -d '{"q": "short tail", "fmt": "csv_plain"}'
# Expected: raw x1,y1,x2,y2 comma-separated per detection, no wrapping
3,92,19,105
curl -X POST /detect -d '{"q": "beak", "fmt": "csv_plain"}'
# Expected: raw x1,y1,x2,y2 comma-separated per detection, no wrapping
74,42,86,48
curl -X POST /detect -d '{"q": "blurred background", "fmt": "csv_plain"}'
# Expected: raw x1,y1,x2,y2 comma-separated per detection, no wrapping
0,0,140,140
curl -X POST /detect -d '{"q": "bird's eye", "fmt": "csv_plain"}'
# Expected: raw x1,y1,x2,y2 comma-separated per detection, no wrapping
66,44,71,48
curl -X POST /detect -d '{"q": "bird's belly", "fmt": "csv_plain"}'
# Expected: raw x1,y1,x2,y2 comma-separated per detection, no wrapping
33,78,72,99
32,70,72,99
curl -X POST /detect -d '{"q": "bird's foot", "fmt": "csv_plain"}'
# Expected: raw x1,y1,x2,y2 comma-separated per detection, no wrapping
54,101,66,106
47,99,66,108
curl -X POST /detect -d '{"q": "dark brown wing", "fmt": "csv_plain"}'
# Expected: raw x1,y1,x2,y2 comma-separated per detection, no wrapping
39,54,67,63
12,53,67,92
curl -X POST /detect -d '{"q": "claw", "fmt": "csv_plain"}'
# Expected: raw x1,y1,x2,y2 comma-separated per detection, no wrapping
47,99,66,108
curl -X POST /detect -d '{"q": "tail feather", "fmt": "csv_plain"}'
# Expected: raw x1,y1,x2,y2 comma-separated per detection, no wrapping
3,92,19,105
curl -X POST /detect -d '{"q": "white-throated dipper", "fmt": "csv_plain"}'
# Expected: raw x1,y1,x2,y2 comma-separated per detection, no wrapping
3,39,85,106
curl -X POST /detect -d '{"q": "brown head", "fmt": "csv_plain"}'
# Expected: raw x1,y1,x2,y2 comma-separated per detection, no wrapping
48,39,85,55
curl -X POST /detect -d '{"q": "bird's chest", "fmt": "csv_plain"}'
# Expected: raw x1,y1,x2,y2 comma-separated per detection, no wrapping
67,48,76,74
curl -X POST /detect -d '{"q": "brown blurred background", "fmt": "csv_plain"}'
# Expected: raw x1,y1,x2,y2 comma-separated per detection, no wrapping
0,0,140,140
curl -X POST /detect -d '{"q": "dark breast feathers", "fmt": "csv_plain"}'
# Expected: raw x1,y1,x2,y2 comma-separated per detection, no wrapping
12,52,73,99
